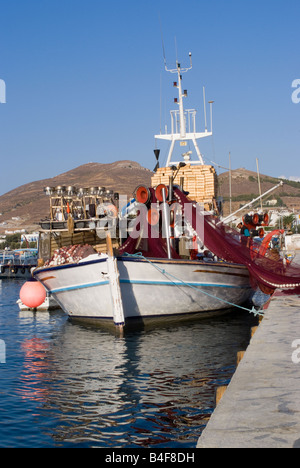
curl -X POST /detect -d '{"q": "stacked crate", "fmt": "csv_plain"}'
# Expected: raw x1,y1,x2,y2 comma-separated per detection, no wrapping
151,164,218,209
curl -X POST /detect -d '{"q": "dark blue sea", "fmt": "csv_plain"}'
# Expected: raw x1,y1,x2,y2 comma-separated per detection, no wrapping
0,279,260,448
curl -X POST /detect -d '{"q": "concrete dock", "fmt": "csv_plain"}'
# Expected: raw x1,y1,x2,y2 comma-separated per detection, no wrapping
197,268,300,448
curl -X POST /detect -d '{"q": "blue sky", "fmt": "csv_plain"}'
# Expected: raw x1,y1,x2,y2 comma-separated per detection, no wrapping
0,0,299,195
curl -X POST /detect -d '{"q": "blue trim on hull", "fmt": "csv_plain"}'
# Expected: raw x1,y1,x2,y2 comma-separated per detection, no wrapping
120,279,250,288
50,278,251,294
51,280,110,294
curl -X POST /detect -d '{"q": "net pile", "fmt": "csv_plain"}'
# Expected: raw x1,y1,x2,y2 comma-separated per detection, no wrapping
120,186,300,294
44,244,97,267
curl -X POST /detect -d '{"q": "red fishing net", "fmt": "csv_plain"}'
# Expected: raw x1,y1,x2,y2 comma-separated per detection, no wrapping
119,194,181,259
44,244,97,267
119,186,300,294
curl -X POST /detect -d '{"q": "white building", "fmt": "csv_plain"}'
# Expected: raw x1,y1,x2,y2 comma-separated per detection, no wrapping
265,199,278,207
21,233,39,243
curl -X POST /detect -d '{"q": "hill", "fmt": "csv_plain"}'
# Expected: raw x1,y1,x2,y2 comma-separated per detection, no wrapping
1,163,299,234
0,160,152,234
218,167,300,215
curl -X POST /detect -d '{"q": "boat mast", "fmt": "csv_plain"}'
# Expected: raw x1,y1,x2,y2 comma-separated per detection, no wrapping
155,52,213,167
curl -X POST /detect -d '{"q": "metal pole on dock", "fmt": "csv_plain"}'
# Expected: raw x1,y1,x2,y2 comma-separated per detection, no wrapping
106,231,125,331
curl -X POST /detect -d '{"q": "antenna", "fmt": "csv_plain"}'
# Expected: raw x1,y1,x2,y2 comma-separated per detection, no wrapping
159,14,167,69
208,101,214,133
175,36,178,63
165,52,192,73
154,49,212,167
203,87,207,131
160,73,162,134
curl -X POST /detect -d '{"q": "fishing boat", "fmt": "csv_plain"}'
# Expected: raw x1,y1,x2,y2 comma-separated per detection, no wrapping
0,248,38,279
33,249,251,324
31,55,255,328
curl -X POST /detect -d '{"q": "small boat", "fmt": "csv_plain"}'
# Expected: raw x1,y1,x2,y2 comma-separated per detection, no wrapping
0,249,38,279
17,291,59,312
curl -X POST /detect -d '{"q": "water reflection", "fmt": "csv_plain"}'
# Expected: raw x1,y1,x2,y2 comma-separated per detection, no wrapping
16,312,255,447
19,337,49,401
0,280,257,448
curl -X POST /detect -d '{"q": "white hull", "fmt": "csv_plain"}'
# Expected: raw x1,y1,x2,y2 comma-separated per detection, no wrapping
33,255,252,323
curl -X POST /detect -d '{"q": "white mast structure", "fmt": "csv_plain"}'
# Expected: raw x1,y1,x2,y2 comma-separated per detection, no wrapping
155,52,213,167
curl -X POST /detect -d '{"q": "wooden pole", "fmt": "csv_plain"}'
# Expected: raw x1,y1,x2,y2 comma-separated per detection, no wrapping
106,231,125,331
256,158,263,211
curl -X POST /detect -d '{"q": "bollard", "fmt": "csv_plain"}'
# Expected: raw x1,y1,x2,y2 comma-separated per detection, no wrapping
215,385,228,406
236,350,245,366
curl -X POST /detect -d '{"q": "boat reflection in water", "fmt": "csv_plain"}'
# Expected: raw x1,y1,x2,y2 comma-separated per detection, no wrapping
16,309,256,448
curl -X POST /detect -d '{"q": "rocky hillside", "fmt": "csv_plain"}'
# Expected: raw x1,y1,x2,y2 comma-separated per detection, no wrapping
217,168,300,215
0,160,152,233
0,163,299,234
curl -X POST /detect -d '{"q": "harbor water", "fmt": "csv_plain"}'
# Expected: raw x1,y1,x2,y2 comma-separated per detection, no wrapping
0,279,258,448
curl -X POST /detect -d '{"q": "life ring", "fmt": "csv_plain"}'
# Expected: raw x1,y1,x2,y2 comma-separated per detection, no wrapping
249,229,284,261
258,229,284,257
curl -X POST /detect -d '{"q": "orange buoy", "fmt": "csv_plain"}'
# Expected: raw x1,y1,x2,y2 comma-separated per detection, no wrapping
263,213,269,226
155,184,168,202
20,279,47,309
147,207,160,226
135,185,151,204
252,213,260,225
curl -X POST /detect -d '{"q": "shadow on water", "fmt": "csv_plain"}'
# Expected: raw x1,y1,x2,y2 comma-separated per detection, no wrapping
0,279,260,448
69,285,268,336
69,307,237,335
